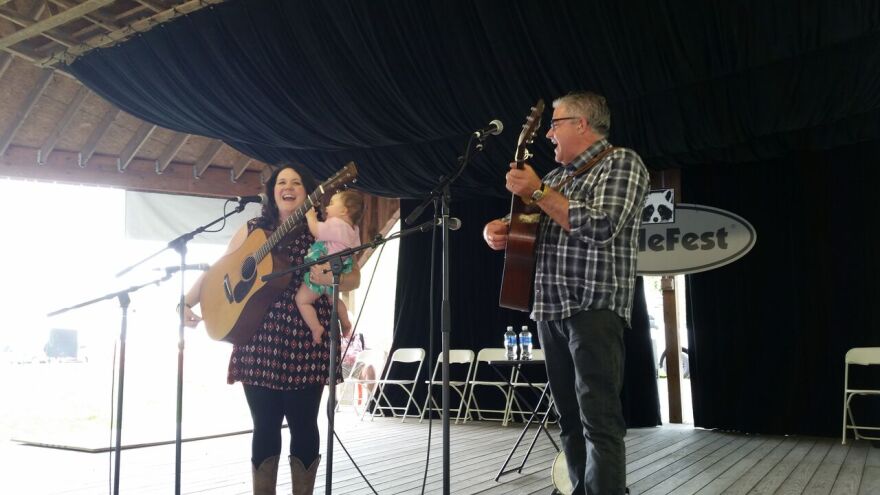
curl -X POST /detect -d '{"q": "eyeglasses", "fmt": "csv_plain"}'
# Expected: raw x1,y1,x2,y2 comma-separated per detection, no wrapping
548,117,580,130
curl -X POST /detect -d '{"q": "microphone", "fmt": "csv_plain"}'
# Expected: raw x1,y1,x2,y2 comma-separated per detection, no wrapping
474,119,503,139
419,217,462,232
229,193,267,205
155,263,211,273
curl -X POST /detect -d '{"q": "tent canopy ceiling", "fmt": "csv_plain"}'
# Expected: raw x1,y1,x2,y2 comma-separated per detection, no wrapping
63,0,880,199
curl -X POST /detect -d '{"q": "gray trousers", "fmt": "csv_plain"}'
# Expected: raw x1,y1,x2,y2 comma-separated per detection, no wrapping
538,309,627,495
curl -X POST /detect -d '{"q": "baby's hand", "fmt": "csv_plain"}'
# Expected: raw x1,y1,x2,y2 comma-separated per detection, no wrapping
305,207,318,221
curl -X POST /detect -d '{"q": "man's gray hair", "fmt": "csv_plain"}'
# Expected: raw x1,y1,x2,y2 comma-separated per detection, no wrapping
553,91,611,137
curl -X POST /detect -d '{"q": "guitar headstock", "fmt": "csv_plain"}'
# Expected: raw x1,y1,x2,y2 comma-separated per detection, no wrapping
515,99,545,165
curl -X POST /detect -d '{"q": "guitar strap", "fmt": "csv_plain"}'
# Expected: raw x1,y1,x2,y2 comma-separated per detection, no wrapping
553,146,618,193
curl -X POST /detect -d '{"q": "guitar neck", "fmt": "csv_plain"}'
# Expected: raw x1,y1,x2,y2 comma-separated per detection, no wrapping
254,187,323,262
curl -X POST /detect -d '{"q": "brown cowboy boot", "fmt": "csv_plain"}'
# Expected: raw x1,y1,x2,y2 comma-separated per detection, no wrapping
289,454,321,495
252,455,280,495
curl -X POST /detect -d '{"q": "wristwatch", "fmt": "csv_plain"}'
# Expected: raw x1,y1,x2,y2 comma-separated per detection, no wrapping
530,183,548,203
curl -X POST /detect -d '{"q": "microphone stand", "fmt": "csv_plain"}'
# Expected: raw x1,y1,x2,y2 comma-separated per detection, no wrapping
47,271,175,495
402,132,488,495
114,200,251,495
263,219,443,494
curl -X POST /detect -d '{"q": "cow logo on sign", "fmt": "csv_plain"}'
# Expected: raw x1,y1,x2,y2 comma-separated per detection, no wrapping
642,189,675,224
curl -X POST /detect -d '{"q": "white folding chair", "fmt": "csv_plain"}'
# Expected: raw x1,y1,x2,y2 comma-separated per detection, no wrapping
463,348,522,426
842,347,880,444
336,349,386,415
419,349,476,424
364,347,425,422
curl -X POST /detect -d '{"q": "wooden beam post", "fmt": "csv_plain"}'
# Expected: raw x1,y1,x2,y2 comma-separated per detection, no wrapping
0,69,53,156
155,133,188,174
193,140,222,179
38,86,89,164
80,107,119,166
230,154,251,182
117,122,156,172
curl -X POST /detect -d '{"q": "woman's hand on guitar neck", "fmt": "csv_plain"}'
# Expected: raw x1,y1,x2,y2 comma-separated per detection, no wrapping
483,219,510,251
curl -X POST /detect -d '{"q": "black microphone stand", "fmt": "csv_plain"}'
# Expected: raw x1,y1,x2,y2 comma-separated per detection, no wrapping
114,200,251,495
402,131,489,495
263,219,442,494
47,271,175,495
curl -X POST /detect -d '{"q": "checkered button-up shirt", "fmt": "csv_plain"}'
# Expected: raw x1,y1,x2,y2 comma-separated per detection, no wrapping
532,139,649,325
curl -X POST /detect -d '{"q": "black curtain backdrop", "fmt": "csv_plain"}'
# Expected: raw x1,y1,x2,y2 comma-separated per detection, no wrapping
64,0,880,436
389,199,660,427
69,0,880,199
683,140,880,437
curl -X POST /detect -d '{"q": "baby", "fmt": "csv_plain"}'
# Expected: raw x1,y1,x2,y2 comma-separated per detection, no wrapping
297,190,363,344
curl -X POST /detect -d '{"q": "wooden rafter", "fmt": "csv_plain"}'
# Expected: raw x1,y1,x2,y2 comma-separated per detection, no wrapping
155,132,188,174
230,154,251,182
1,144,263,198
0,0,14,7
38,85,89,164
118,121,156,171
193,140,222,179
0,52,11,78
0,0,115,51
133,0,163,13
46,0,120,32
39,0,224,67
0,69,53,156
0,6,78,48
80,107,119,165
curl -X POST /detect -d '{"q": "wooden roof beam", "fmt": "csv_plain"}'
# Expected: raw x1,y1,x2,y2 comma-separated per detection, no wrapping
193,140,222,179
0,52,11,78
155,133,188,174
0,0,115,51
1,144,262,198
80,107,119,166
230,154,252,183
0,69,53,156
117,121,156,172
39,0,223,67
38,85,89,164
0,6,78,48
133,1,163,14
47,0,120,33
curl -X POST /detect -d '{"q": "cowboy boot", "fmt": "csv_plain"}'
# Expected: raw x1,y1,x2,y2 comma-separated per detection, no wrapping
252,455,280,495
289,454,321,495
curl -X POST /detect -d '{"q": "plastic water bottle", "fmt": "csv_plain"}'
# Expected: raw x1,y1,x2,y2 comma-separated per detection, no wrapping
519,325,533,360
504,326,518,360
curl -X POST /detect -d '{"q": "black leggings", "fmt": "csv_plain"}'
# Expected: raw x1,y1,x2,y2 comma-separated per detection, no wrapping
243,384,324,468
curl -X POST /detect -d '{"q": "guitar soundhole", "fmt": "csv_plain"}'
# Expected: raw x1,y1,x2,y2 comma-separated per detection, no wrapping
241,256,257,281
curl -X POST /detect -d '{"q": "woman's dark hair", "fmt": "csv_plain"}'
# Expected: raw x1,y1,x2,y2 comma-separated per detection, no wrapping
259,162,318,228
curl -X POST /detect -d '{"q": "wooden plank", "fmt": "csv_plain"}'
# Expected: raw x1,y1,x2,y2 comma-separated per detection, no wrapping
155,133,188,174
667,435,769,495
644,436,751,494
0,0,115,51
38,85,89,164
662,275,683,423
47,0,118,33
193,140,223,178
79,106,118,165
830,441,869,495
117,122,156,172
774,439,834,493
694,436,783,494
859,445,880,495
0,68,53,155
704,436,798,494
803,441,850,494
1,144,261,197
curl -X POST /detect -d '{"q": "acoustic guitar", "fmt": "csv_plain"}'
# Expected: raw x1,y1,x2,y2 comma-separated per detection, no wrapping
499,100,545,311
199,162,358,344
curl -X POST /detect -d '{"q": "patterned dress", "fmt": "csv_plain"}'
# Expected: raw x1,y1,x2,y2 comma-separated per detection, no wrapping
227,218,342,389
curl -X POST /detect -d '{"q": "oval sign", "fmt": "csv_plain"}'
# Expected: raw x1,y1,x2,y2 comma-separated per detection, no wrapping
637,204,756,275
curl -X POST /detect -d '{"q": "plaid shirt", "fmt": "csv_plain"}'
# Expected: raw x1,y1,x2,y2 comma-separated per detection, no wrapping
532,139,649,324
